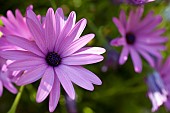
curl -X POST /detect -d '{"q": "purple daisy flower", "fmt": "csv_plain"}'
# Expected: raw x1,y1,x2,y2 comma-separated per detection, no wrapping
0,8,105,112
126,0,154,5
0,38,18,96
146,71,168,112
0,5,33,40
110,7,167,73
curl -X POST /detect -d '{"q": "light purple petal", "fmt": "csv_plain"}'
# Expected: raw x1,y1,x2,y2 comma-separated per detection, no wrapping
6,35,44,57
110,37,125,46
1,16,14,30
55,8,65,41
17,64,48,86
7,10,17,24
26,17,47,54
59,65,94,91
130,47,142,73
0,50,40,60
119,10,126,28
0,81,3,97
36,67,54,103
58,19,87,53
113,17,125,36
62,54,104,65
3,78,17,94
75,66,102,85
15,9,25,26
138,37,168,44
8,58,45,71
60,34,94,57
55,11,76,52
55,66,75,100
119,46,129,65
138,50,155,67
49,75,60,112
45,8,56,52
73,47,106,55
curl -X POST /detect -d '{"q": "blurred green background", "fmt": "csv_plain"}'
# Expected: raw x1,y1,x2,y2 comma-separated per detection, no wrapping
0,0,170,113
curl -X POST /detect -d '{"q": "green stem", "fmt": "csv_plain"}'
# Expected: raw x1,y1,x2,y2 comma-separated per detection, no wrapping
8,86,24,113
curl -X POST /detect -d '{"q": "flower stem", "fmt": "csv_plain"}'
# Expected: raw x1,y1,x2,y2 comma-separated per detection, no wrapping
7,86,24,113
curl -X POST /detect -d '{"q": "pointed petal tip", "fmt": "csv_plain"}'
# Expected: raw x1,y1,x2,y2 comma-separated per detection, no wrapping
134,66,142,73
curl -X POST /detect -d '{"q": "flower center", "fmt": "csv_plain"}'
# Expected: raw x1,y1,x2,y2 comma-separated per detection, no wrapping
125,33,136,45
45,52,61,67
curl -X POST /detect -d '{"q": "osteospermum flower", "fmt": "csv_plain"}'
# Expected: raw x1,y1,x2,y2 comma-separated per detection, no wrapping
126,0,154,5
110,7,167,73
0,38,18,96
0,5,33,40
0,8,105,112
146,71,168,112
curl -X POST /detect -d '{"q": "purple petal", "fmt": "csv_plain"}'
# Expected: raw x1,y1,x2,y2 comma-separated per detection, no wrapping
130,47,142,73
138,50,155,67
36,67,54,103
113,17,125,36
55,66,75,100
0,81,3,97
26,17,47,53
8,58,45,71
0,50,40,60
73,47,106,55
55,8,65,40
60,34,94,57
119,46,129,65
45,8,56,52
59,65,94,91
62,54,104,65
58,19,87,53
55,11,76,52
3,78,17,94
119,10,126,28
7,10,17,24
110,37,125,46
17,64,48,86
15,9,25,26
6,35,44,56
49,75,60,112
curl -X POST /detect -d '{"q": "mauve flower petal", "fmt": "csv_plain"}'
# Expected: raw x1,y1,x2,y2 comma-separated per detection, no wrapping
17,64,47,86
136,44,162,58
6,35,44,56
119,46,129,65
58,19,87,53
0,50,40,60
55,11,76,52
113,18,125,36
62,54,104,65
70,66,102,85
8,58,45,71
138,37,168,44
36,67,54,103
0,81,3,97
127,10,136,31
45,8,56,52
59,65,94,91
3,79,17,94
130,48,142,73
61,34,94,57
55,67,75,100
73,47,106,55
15,9,25,26
119,10,126,28
26,18,47,53
55,8,65,39
7,10,17,24
160,57,170,74
0,16,14,30
49,75,60,112
110,37,125,46
138,50,155,67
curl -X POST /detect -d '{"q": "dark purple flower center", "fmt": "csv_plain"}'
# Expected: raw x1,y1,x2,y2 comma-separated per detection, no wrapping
45,52,61,67
125,33,136,45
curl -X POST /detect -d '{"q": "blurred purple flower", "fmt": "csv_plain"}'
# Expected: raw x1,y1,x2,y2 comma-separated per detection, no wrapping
146,71,168,112
0,5,33,40
126,0,154,5
0,8,105,112
110,7,167,73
